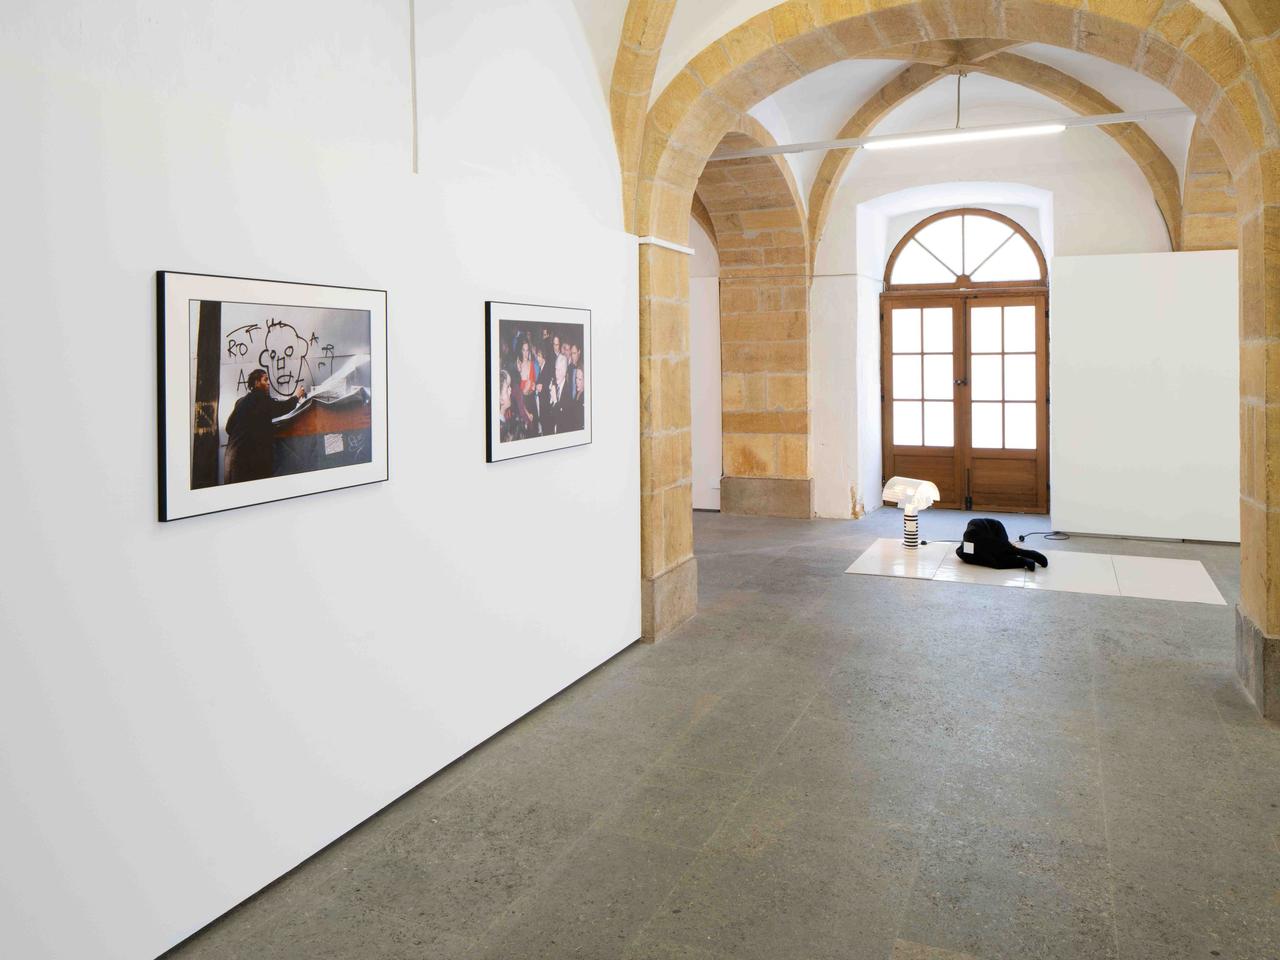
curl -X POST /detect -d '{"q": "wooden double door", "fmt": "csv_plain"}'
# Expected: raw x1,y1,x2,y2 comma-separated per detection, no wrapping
881,294,1049,514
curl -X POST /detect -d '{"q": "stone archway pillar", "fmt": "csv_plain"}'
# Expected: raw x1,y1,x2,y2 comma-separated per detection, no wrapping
639,241,698,640
1236,192,1280,718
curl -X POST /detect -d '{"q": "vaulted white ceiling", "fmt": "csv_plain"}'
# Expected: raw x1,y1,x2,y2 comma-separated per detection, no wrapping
568,1,1229,213
1016,44,1196,169
747,69,1195,213
651,0,1236,98
742,43,1199,206
570,0,631,102
744,59,906,198
569,0,1238,107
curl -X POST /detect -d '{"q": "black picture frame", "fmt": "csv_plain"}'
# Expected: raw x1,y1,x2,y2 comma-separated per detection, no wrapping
156,270,389,521
485,300,593,463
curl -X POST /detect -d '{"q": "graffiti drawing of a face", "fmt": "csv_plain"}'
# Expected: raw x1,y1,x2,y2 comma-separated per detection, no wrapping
258,320,310,396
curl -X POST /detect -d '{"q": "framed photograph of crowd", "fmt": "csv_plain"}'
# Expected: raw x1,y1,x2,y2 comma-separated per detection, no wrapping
157,271,389,521
486,300,592,462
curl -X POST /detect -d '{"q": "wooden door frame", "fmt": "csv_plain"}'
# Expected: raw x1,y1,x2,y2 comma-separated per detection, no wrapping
881,287,1050,513
961,292,1051,514
880,295,967,510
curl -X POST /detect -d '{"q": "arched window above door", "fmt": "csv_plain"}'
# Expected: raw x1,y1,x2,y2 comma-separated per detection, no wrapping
886,209,1047,290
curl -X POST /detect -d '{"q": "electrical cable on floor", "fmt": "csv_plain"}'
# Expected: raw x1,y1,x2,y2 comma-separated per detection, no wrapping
922,533,1069,545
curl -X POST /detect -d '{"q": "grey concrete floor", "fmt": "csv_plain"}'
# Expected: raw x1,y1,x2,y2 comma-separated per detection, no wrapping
168,511,1280,960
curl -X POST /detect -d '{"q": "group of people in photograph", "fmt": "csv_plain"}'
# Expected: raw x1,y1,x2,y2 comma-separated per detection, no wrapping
496,323,586,442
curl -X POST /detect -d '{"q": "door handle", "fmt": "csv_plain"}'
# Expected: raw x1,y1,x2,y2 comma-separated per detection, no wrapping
954,378,968,386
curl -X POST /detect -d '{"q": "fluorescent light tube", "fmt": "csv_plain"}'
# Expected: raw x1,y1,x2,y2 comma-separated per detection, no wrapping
863,123,1067,151
708,108,1191,161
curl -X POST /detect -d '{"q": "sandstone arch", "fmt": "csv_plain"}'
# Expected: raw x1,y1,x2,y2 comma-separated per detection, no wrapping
690,193,718,247
1218,0,1280,43
610,0,677,235
636,3,1267,243
806,62,948,270
1184,119,1241,249
805,51,1188,267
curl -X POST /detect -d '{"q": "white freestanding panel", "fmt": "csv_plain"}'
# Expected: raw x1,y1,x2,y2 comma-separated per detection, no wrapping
1050,251,1239,541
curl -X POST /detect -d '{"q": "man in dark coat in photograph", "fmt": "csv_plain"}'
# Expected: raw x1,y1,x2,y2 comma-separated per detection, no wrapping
223,368,306,484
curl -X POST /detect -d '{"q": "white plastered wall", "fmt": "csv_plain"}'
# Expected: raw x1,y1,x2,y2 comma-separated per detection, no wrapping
0,3,639,959
690,218,723,510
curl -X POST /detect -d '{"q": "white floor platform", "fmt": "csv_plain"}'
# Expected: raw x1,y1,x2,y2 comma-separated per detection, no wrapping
845,538,1226,606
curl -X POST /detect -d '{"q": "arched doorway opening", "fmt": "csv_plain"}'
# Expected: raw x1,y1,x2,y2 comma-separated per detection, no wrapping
880,208,1049,513
621,2,1279,718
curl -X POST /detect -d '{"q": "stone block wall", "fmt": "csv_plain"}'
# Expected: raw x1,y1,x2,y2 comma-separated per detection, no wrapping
696,133,814,519
1184,122,1240,251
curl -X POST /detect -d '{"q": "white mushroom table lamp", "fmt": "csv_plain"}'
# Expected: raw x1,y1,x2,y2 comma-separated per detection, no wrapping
881,476,941,550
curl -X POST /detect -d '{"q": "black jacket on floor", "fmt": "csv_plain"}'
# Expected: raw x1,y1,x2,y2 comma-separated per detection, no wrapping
956,518,1048,571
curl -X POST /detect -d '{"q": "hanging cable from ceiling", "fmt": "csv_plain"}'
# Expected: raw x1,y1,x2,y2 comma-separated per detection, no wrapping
955,70,966,130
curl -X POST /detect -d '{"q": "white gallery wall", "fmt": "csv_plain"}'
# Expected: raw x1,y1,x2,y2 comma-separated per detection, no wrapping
1051,252,1240,541
0,3,639,959
690,218,723,511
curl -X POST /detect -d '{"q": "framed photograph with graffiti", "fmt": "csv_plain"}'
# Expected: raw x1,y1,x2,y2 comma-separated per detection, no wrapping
157,271,389,521
486,300,592,462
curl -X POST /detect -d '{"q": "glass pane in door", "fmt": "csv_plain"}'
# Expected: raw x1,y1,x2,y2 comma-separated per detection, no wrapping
971,402,1003,448
966,302,1040,452
924,401,954,446
1005,403,1037,449
915,218,964,275
891,243,956,285
894,401,923,445
892,308,921,352
922,308,953,351
963,215,1015,274
1004,355,1035,401
970,355,1002,401
970,307,1003,352
973,238,1041,283
893,355,922,399
891,306,955,450
1004,306,1036,352
922,355,952,399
